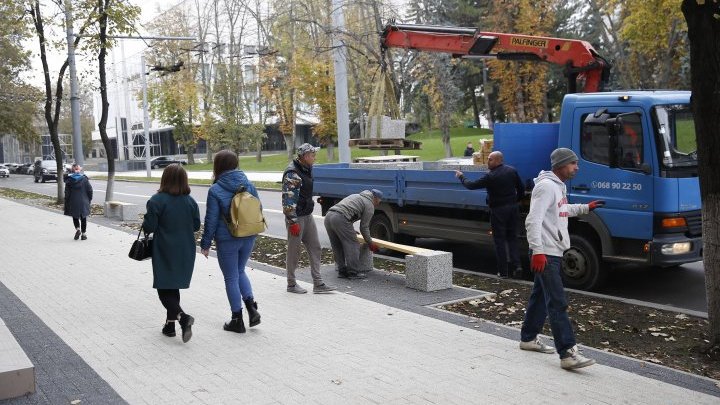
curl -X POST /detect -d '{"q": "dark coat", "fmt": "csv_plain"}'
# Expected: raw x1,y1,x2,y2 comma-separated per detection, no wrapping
142,193,201,289
64,174,93,218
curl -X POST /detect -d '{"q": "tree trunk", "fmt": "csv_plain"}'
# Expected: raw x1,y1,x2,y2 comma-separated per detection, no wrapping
482,60,494,130
470,88,480,128
682,0,720,346
98,0,115,202
326,143,335,162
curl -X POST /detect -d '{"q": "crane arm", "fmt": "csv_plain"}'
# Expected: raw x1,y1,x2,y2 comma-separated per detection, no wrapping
381,23,611,93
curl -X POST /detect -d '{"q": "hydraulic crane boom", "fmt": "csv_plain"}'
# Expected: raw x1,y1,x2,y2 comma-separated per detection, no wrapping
381,23,611,93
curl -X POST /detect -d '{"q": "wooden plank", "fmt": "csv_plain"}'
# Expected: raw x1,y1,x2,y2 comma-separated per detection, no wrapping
356,234,431,255
354,155,419,163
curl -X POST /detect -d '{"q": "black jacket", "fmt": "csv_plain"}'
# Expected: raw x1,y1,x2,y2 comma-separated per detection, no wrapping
459,164,524,208
64,174,93,218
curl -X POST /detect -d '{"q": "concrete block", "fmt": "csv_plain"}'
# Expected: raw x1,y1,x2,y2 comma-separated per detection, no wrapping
367,115,406,139
358,244,374,273
0,319,35,400
405,250,453,292
104,201,143,222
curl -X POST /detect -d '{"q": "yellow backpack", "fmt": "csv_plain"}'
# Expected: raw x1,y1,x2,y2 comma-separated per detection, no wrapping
223,186,267,237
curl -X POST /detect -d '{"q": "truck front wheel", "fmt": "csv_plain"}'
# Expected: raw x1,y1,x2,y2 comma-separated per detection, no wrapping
562,234,606,291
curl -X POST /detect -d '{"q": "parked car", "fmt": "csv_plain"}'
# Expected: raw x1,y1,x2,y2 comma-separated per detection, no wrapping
17,163,33,174
0,165,9,178
33,160,59,183
150,156,187,169
3,163,19,173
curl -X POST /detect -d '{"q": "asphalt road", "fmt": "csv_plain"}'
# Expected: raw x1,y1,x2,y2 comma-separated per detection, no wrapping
0,174,708,313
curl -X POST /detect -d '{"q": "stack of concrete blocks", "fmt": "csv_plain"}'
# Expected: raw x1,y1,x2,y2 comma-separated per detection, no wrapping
367,115,407,139
0,318,35,400
104,201,143,221
405,250,453,292
472,139,494,166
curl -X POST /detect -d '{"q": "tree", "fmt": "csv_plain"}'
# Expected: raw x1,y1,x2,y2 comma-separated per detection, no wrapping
0,0,40,144
681,0,720,348
27,0,94,203
486,0,555,123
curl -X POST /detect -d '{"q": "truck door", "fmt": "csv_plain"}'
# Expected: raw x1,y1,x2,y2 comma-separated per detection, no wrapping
568,107,654,241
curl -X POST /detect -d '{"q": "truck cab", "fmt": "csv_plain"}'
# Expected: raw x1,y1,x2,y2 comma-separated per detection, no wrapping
556,91,701,288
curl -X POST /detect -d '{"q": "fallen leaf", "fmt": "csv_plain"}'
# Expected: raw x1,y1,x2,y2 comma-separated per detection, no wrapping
331,379,342,385
650,332,669,337
70,401,81,405
499,289,513,295
675,314,689,320
664,336,676,342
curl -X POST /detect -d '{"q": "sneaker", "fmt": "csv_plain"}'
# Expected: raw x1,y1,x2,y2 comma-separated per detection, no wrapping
338,271,349,279
81,233,87,240
347,272,367,280
74,229,81,240
560,345,596,370
519,338,555,354
313,283,336,294
286,284,307,294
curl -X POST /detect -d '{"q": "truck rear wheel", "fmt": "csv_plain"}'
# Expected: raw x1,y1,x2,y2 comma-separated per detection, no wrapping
562,234,606,291
370,214,394,243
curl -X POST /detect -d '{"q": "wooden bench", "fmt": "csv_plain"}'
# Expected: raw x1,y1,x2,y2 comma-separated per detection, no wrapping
356,235,452,292
0,318,35,400
104,201,143,222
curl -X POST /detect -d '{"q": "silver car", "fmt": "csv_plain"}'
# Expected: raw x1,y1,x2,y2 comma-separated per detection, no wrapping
0,165,9,178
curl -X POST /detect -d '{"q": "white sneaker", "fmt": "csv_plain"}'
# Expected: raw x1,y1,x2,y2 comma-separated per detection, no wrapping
286,284,307,294
519,338,555,354
560,345,596,370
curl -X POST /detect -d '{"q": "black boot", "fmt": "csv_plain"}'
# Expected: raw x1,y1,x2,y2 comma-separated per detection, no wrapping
178,313,194,343
161,320,176,337
223,311,246,333
244,298,261,327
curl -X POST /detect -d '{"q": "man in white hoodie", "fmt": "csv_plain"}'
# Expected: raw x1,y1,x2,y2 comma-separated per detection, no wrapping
519,148,605,370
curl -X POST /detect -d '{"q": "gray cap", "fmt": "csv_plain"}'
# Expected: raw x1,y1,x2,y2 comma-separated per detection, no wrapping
370,189,384,200
297,143,320,156
550,148,578,169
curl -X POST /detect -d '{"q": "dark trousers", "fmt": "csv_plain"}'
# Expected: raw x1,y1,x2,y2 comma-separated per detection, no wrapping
72,217,87,233
157,289,183,320
490,204,520,275
520,255,576,358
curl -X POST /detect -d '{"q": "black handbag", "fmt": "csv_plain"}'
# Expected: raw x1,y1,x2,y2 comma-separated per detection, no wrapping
129,228,153,261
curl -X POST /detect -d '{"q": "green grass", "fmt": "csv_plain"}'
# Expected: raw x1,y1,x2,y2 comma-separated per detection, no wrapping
675,119,696,153
185,127,493,172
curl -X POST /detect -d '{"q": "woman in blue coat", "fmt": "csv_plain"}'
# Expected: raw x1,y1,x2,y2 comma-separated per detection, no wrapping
142,164,201,343
200,150,261,333
64,164,93,240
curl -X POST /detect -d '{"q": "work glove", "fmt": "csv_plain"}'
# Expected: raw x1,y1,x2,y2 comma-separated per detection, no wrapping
588,200,606,211
369,243,380,253
530,254,547,273
288,223,301,237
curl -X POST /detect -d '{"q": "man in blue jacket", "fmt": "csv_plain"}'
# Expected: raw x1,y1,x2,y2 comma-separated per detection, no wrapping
455,151,525,278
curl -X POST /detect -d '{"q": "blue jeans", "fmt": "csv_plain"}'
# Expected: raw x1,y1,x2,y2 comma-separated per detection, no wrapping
216,236,257,313
520,255,576,358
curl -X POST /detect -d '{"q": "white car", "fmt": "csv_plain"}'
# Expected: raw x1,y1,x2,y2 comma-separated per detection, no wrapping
0,165,9,178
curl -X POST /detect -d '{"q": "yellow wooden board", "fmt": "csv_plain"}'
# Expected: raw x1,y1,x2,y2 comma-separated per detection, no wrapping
356,234,431,255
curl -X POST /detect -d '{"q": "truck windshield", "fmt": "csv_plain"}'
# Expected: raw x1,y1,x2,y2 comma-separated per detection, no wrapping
652,105,697,168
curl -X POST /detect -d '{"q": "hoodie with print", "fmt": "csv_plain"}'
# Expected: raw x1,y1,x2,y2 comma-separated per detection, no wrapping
525,170,589,257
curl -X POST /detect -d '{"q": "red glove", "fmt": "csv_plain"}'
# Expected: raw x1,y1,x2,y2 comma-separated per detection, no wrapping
369,243,380,253
288,223,301,237
588,200,606,211
530,254,547,273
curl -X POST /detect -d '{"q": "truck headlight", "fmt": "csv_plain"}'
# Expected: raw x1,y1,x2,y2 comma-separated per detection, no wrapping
661,242,691,255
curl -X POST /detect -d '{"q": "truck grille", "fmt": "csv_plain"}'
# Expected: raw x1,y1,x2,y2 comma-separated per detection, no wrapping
686,211,702,237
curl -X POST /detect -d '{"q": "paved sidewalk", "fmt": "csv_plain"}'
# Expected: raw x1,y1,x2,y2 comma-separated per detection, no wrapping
0,197,718,404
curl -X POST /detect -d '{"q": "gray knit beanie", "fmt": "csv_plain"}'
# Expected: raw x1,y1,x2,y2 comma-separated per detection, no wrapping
550,148,578,169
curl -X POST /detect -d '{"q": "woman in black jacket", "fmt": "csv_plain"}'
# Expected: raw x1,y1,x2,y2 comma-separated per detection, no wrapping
64,164,93,240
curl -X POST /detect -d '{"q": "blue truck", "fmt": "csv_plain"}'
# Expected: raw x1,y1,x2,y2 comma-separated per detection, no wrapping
312,91,702,291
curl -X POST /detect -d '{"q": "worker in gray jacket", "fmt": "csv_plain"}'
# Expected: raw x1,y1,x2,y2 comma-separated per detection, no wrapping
324,189,383,279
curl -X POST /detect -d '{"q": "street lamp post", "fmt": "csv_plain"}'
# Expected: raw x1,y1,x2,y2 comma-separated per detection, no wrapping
64,0,83,166
141,54,152,177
